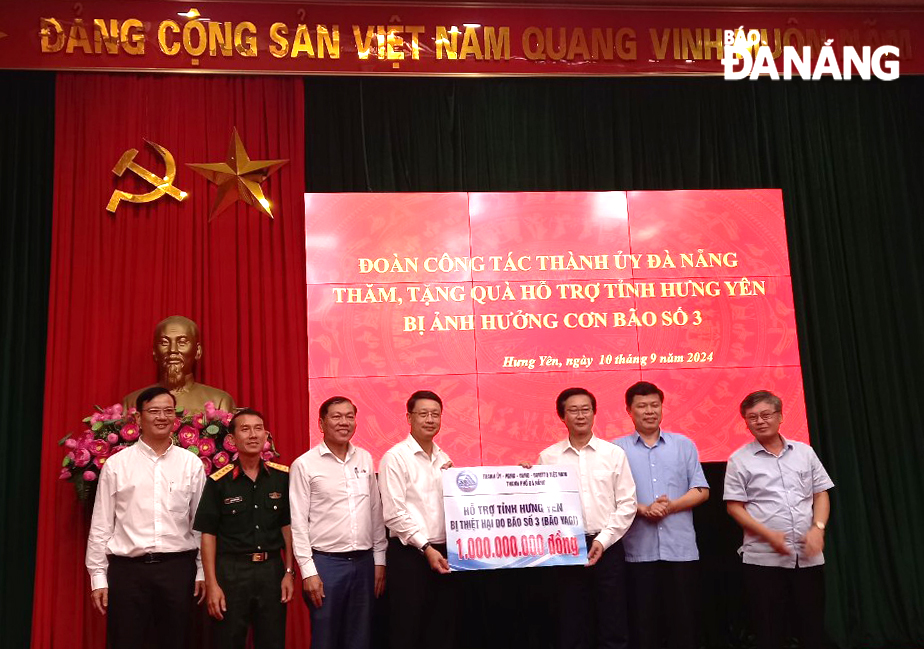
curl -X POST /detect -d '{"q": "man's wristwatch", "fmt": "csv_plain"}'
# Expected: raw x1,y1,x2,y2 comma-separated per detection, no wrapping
419,542,432,554
285,568,296,575
813,521,826,531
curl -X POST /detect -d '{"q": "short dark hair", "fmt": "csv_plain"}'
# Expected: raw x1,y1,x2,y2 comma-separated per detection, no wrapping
319,396,357,419
136,386,176,412
555,387,596,419
624,381,664,409
407,390,443,413
230,408,265,433
739,391,783,418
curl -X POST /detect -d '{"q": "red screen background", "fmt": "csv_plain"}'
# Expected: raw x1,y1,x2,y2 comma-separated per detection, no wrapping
305,190,807,466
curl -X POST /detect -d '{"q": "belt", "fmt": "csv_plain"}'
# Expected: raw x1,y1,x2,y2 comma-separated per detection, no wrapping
110,549,197,564
222,552,275,562
312,548,372,559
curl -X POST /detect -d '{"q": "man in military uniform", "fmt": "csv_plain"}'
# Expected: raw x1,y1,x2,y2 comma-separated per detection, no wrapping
194,408,295,649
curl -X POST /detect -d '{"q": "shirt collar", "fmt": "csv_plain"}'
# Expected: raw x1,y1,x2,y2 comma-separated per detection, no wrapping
566,434,601,454
632,430,666,448
405,433,441,459
137,438,173,459
318,441,355,462
750,435,794,457
231,458,269,480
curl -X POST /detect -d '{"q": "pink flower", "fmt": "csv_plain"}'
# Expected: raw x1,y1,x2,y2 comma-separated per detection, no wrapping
82,470,97,481
171,418,182,432
204,402,216,419
110,445,128,455
65,451,76,463
212,451,231,469
89,440,111,456
73,448,92,467
90,412,103,425
59,469,72,480
109,404,123,418
126,407,138,418
192,413,206,430
198,438,216,457
222,436,237,452
177,426,199,448
119,423,139,441
93,455,108,469
200,456,213,474
64,438,78,450
77,430,95,448
106,432,120,445
262,441,272,452
261,451,274,461
221,413,232,425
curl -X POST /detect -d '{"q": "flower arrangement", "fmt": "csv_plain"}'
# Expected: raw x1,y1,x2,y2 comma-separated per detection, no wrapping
59,401,280,501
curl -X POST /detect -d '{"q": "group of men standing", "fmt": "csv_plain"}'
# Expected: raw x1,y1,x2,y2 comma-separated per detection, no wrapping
86,383,833,649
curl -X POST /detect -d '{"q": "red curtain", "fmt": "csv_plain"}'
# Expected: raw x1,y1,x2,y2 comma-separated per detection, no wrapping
32,74,310,649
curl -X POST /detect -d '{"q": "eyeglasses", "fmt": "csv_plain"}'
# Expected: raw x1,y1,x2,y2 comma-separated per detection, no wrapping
745,411,779,424
565,407,594,416
411,410,442,420
142,408,177,418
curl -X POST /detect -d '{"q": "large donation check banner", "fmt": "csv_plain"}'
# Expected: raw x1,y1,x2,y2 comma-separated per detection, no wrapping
442,466,587,571
305,190,808,465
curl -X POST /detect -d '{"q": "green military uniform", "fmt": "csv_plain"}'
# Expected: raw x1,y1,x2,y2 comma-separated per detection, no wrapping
194,460,291,649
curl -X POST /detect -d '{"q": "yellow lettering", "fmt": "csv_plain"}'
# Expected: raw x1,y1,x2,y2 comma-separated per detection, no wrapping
158,20,181,55
291,24,315,57
65,19,92,54
484,26,509,60
269,23,289,58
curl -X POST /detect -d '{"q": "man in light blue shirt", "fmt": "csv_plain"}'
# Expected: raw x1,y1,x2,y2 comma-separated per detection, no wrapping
613,381,709,649
724,390,833,649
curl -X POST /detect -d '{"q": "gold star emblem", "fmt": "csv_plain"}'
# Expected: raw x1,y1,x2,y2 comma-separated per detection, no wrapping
187,128,288,221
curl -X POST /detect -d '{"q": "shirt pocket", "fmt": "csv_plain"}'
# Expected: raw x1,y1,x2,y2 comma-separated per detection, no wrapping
348,473,372,497
794,469,814,499
592,469,614,489
666,462,689,496
263,492,284,524
167,486,192,512
222,498,248,535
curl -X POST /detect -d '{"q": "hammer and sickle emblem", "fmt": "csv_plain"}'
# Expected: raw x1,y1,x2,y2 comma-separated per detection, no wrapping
106,140,188,213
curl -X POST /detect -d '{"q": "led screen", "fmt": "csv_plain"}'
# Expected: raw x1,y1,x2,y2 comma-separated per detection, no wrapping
305,190,807,466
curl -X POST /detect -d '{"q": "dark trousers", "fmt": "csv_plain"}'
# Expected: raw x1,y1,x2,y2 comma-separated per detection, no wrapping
107,551,197,649
213,554,287,649
305,550,375,649
386,538,456,649
743,564,826,649
553,539,628,649
626,561,699,649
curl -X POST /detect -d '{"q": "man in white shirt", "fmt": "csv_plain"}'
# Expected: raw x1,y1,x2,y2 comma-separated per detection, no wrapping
290,396,387,649
378,390,455,649
537,387,637,649
86,386,206,649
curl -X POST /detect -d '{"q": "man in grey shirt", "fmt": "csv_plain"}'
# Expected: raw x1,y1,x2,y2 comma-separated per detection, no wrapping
724,390,834,649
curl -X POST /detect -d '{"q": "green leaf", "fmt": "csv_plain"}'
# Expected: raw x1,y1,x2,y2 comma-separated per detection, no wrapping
206,424,219,434
91,421,102,431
